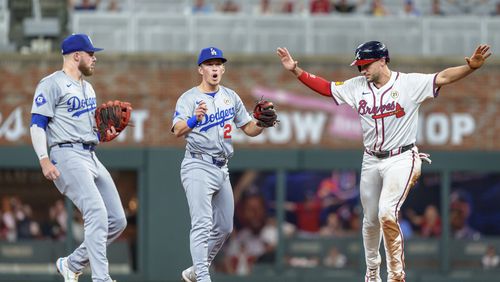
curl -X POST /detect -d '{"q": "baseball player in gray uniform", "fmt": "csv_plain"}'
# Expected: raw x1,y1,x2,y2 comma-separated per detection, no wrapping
277,42,491,282
30,34,126,282
172,47,270,282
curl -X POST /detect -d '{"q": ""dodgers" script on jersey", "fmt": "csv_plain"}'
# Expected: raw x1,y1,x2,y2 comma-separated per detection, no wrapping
67,96,97,117
198,107,235,132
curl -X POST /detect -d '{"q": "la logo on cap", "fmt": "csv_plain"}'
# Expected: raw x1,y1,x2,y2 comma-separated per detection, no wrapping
197,46,227,65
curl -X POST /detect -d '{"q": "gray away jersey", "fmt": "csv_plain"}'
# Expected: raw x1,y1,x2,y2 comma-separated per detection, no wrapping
172,86,252,159
31,70,99,148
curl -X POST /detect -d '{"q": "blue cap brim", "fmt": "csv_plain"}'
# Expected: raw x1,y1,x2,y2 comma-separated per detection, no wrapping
198,57,227,66
62,47,104,55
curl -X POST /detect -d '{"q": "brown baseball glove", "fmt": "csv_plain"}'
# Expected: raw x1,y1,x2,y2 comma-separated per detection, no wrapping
253,99,278,128
95,100,132,142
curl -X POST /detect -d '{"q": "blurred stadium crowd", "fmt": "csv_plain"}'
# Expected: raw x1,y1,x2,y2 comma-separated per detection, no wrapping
1,0,500,53
5,170,499,274
61,0,500,16
0,195,138,243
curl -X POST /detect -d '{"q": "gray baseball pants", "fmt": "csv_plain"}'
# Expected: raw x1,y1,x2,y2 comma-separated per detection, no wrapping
181,156,234,282
51,144,127,282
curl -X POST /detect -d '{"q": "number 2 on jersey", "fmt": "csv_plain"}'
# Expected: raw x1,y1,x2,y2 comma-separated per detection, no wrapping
223,124,232,139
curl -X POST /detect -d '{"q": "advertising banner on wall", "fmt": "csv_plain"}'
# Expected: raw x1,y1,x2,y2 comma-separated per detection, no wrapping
0,57,498,150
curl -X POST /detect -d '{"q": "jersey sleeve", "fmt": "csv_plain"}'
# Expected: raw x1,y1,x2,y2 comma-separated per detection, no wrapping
31,78,60,117
232,92,252,128
172,94,193,128
330,77,359,108
406,73,439,104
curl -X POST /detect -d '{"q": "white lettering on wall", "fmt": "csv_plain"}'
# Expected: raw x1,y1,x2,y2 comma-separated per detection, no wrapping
266,113,291,144
0,107,478,147
293,111,327,144
419,113,476,146
0,107,26,141
116,110,150,142
234,111,327,144
426,113,449,145
450,113,475,145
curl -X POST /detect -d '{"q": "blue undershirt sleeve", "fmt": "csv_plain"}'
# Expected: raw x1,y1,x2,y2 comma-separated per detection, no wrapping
30,113,49,130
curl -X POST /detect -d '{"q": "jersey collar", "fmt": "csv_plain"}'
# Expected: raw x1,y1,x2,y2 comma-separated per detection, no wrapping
61,70,83,86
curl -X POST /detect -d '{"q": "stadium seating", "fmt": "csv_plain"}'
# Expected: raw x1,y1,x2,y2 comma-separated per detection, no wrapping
69,12,500,57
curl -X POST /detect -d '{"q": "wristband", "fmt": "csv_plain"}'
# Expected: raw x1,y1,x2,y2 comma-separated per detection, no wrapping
187,116,199,129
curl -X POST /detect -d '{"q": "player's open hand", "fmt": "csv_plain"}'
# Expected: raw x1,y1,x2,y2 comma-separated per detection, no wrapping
277,47,298,71
195,101,207,122
465,44,491,70
40,157,60,181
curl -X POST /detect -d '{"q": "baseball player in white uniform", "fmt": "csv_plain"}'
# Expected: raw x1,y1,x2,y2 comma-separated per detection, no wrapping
172,47,272,282
30,34,126,282
277,42,491,282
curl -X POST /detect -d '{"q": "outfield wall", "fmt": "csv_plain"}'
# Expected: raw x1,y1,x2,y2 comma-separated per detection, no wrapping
0,54,499,150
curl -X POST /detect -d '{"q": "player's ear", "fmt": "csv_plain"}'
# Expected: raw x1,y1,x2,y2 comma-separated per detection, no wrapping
198,66,203,75
73,52,81,62
221,64,225,74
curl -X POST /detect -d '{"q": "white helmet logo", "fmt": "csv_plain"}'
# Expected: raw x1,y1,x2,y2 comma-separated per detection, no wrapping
210,48,217,56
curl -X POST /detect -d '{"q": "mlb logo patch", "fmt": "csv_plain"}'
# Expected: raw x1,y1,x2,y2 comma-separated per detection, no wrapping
35,93,47,107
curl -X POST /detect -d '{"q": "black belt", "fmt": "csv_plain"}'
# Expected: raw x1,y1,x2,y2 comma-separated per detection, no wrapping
57,142,96,151
190,152,227,168
370,144,414,159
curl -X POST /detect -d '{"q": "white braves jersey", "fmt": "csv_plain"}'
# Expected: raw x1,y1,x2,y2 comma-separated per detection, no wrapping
331,71,439,152
172,86,252,159
31,70,99,147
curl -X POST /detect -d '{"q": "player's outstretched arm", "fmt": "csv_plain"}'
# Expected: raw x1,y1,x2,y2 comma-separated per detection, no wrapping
172,101,207,137
435,44,491,87
277,47,332,97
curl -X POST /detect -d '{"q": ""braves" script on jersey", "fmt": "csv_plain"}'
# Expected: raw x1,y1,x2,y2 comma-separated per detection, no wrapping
358,100,405,119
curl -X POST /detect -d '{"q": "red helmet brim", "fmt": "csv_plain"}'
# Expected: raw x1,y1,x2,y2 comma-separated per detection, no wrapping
350,58,379,66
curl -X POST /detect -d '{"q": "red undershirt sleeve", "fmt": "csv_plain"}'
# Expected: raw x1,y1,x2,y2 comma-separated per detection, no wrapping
298,71,332,97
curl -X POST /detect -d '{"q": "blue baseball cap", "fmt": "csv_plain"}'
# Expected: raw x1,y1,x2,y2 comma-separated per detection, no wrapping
197,47,227,65
61,34,103,55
